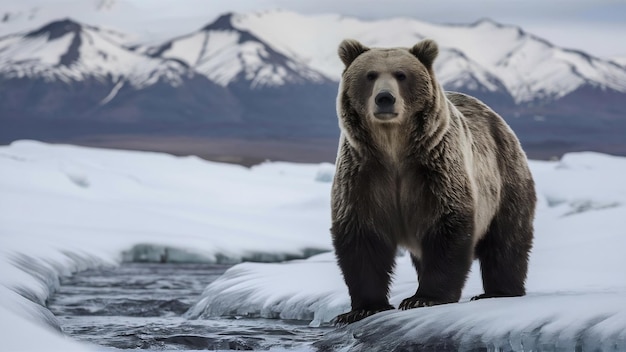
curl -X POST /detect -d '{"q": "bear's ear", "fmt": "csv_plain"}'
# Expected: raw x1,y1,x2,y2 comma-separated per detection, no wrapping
338,39,369,67
410,39,439,70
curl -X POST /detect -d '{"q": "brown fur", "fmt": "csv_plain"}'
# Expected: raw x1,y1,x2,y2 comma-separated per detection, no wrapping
331,39,536,325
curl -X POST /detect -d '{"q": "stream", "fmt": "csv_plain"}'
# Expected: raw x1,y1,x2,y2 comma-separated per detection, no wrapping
47,262,332,351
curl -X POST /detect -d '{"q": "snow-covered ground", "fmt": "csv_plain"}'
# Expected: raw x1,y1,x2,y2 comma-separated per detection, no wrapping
0,140,333,350
1,141,625,350
187,153,626,348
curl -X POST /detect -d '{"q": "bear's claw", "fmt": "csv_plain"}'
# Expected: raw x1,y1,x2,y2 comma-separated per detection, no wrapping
333,305,394,326
471,293,489,301
471,293,522,301
399,298,433,310
399,295,449,310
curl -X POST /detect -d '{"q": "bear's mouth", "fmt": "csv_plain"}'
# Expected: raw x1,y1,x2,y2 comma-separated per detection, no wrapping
373,112,399,120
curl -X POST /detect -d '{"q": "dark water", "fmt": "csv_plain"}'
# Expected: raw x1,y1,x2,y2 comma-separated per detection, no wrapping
47,263,331,350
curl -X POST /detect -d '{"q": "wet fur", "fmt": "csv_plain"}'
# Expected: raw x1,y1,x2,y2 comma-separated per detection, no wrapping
332,39,536,325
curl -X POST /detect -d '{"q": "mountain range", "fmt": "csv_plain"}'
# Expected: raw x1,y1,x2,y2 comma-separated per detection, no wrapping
1,10,625,162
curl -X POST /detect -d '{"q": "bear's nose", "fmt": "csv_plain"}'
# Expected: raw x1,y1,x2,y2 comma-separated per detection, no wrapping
375,91,396,108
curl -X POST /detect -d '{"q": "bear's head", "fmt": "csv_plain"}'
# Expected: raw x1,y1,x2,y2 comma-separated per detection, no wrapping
337,39,439,128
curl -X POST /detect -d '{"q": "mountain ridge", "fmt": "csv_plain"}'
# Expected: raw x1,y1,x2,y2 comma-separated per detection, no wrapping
1,11,625,161
228,10,626,103
0,17,187,88
144,13,330,88
3,12,625,102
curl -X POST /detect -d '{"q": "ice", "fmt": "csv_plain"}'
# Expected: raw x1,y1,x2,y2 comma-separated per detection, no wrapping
315,294,626,351
187,152,626,349
121,243,327,264
184,252,348,325
314,163,335,183
0,305,87,352
0,140,332,350
2,141,626,350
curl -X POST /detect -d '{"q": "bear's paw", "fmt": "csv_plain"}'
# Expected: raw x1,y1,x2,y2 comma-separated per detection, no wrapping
332,305,394,326
399,295,453,310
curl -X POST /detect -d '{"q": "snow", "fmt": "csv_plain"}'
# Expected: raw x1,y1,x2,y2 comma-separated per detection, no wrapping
0,140,332,350
98,78,124,105
2,32,75,65
612,56,626,67
316,294,626,350
153,23,327,88
155,28,255,87
232,10,626,101
0,304,89,352
1,141,626,350
3,9,626,98
158,30,217,67
187,150,626,348
0,21,186,87
435,49,502,92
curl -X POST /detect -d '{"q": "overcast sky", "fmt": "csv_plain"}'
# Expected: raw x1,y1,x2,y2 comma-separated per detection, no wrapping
5,0,626,58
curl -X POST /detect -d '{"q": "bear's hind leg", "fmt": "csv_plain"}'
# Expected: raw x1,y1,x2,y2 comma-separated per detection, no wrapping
473,208,533,301
332,230,396,325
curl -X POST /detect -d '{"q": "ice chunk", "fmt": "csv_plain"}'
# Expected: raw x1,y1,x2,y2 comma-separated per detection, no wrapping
185,253,349,326
314,294,626,351
121,244,215,263
122,244,329,264
531,152,626,215
314,163,335,183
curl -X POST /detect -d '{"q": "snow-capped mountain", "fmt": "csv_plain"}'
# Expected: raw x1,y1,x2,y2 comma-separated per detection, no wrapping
1,10,626,160
4,11,625,103
232,11,626,104
146,14,329,89
0,14,337,143
0,18,245,127
0,18,185,87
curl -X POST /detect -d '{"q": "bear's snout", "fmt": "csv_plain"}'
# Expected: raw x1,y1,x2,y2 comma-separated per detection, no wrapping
373,90,398,120
375,91,396,108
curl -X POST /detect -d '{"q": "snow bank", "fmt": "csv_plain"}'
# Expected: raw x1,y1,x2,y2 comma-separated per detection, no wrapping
0,140,333,350
185,252,347,325
0,305,88,352
2,141,626,350
188,152,626,349
315,293,626,351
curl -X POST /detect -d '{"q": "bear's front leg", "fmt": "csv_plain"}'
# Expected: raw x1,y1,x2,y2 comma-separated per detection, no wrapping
400,212,474,310
332,226,396,325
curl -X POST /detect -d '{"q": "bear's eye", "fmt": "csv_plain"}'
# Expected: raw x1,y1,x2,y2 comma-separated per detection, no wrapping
394,71,407,81
366,72,378,81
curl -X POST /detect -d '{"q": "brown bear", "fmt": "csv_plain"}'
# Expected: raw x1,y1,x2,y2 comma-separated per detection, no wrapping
331,39,536,325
